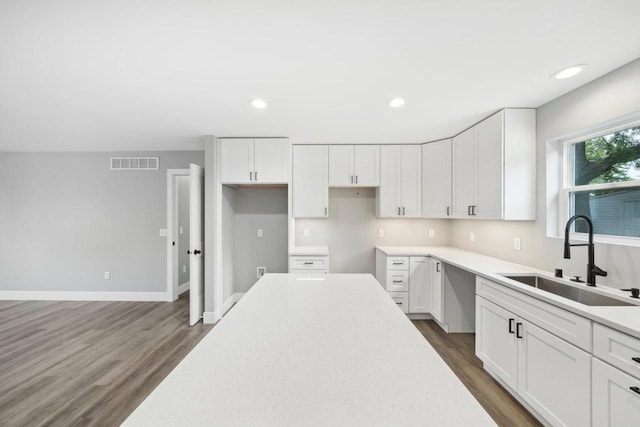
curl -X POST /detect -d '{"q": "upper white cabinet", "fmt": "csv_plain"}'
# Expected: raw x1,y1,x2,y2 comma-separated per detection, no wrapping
422,139,452,218
293,145,329,218
452,109,536,220
329,145,380,187
376,145,422,217
221,138,289,184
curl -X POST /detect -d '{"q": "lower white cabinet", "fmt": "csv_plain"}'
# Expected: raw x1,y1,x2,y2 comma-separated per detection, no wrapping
388,291,409,314
430,258,443,322
409,257,431,313
476,296,591,427
289,255,329,274
592,357,640,426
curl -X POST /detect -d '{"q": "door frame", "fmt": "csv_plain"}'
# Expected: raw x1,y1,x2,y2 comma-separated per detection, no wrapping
167,169,190,301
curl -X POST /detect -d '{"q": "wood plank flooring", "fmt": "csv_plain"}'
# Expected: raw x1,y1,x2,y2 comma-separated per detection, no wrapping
412,320,543,427
0,293,213,427
1,296,540,426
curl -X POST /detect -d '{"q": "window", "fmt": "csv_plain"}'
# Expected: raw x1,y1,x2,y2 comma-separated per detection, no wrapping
562,123,640,239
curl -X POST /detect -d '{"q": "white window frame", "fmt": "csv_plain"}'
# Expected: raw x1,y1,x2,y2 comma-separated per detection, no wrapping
557,113,640,246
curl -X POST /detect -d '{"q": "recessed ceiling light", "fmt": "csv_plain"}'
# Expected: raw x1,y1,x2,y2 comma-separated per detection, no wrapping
551,65,586,80
389,98,405,108
251,98,267,109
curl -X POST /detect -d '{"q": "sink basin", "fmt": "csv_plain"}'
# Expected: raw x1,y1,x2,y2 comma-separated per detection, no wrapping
501,275,635,306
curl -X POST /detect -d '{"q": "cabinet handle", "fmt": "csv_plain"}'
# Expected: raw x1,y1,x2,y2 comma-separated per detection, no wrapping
254,171,258,181
446,206,450,216
250,171,253,181
631,386,640,395
402,207,406,216
355,175,358,184
436,262,440,272
468,206,472,216
508,318,515,334
324,207,328,215
392,262,403,265
398,207,401,215
304,262,314,265
395,301,403,305
472,205,476,216
633,357,640,364
350,175,353,184
516,322,523,339
392,280,404,283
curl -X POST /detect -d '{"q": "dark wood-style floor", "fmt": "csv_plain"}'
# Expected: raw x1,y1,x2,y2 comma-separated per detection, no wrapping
0,297,540,426
0,293,213,427
412,320,543,427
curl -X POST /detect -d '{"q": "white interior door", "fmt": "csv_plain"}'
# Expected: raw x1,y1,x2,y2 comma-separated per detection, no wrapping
189,163,205,325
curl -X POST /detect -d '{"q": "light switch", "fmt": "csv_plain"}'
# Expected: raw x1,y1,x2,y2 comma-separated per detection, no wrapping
378,229,384,238
104,271,110,280
257,229,263,238
514,238,521,251
469,232,475,242
428,229,435,238
303,229,310,238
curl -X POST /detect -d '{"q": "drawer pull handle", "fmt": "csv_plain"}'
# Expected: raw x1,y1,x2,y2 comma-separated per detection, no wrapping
304,262,314,265
632,357,640,364
508,318,515,334
392,262,403,265
392,280,403,283
630,386,640,395
436,262,441,272
516,322,523,339
395,302,403,305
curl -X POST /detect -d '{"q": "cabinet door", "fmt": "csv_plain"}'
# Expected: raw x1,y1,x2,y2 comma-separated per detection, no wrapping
517,320,591,427
451,128,475,217
409,257,431,313
292,145,329,218
430,259,443,322
353,145,380,186
221,138,253,184
422,139,452,218
475,111,504,219
592,357,640,427
328,145,354,186
254,138,289,184
400,145,422,217
377,145,401,217
475,297,518,390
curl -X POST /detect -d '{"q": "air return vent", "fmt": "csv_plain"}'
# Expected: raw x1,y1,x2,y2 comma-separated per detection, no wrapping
110,157,159,170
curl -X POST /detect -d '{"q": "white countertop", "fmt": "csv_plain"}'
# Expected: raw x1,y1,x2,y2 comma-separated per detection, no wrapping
289,246,330,256
377,246,640,339
123,274,495,426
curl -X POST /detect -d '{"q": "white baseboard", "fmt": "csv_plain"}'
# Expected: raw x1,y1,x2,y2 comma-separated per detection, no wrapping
203,292,245,324
0,291,169,302
178,281,190,295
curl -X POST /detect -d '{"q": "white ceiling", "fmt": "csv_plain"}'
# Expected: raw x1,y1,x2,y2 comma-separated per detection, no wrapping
1,0,640,151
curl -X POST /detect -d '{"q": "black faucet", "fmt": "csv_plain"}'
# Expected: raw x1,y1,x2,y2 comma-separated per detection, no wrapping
563,215,607,287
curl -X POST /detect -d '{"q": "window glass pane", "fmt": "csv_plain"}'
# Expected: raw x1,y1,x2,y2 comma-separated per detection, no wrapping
572,125,640,186
572,187,640,237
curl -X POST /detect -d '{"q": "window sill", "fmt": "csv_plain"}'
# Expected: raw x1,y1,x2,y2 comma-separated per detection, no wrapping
547,233,640,248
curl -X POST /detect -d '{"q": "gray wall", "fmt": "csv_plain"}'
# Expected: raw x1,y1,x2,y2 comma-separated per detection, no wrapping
296,188,451,275
451,58,640,289
0,151,204,293
177,175,190,286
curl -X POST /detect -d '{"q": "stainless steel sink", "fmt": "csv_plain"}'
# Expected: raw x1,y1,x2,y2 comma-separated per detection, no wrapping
501,275,635,306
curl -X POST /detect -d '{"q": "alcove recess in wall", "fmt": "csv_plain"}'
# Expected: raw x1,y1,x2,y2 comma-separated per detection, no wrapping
221,185,288,294
295,188,451,276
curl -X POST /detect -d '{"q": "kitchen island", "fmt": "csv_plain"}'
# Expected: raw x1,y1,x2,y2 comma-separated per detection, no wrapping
123,273,495,426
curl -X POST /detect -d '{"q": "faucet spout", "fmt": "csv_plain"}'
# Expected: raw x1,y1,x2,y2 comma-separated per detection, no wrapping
563,215,606,286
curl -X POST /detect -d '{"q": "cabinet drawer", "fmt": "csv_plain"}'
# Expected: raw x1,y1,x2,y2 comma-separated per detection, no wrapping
386,271,409,292
388,292,409,313
387,256,409,270
476,276,592,351
594,323,640,379
592,357,640,426
289,256,329,270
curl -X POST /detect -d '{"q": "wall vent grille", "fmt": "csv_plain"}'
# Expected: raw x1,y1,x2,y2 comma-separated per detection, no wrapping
110,157,159,170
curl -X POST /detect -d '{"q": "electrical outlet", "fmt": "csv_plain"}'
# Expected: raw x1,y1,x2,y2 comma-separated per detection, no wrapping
179,226,183,235
159,229,168,237
513,238,521,251
303,229,310,238
469,232,475,242
257,266,266,278
257,229,263,238
428,229,435,238
104,271,110,280
378,229,384,238
183,265,186,273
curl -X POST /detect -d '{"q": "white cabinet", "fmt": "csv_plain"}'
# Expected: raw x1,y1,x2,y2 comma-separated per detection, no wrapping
376,145,422,217
452,109,536,220
592,358,640,426
422,139,452,218
329,145,380,187
409,257,431,314
289,255,329,274
221,138,289,184
476,296,591,427
292,145,329,218
430,258,443,322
